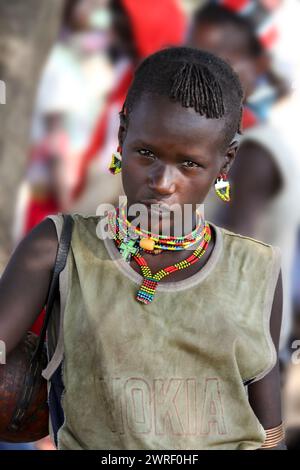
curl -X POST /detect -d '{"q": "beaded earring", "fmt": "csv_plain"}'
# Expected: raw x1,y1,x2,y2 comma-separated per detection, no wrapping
109,146,122,175
215,172,230,202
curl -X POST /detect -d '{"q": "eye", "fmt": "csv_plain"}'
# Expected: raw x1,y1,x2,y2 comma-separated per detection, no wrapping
138,149,155,159
181,160,202,169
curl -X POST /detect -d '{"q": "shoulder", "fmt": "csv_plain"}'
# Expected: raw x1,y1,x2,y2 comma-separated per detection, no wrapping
18,216,59,266
217,224,281,272
219,224,280,251
46,212,101,238
46,212,110,261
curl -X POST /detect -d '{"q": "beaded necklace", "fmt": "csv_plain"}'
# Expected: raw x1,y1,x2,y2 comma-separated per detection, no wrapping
107,205,206,258
107,207,212,304
119,205,206,253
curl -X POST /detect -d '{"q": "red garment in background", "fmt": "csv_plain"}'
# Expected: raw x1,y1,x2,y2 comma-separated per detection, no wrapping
121,0,186,58
24,196,59,234
71,0,186,202
241,106,258,130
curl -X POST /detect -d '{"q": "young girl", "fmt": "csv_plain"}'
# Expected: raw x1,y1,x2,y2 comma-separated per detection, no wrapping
0,47,285,450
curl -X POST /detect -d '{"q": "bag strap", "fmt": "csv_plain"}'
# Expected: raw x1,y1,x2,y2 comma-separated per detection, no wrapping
8,214,74,432
31,214,74,363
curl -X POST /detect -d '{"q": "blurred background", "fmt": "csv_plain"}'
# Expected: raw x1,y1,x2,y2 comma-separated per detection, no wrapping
0,0,299,450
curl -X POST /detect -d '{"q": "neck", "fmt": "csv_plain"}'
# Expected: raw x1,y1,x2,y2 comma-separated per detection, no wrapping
123,206,200,240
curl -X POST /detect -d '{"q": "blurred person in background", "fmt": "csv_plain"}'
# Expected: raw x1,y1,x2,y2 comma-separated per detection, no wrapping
188,0,300,366
22,113,69,236
31,0,114,213
15,111,69,338
70,0,187,213
13,0,115,247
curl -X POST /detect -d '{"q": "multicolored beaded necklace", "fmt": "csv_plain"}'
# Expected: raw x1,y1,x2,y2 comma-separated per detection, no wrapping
107,206,212,304
118,205,206,253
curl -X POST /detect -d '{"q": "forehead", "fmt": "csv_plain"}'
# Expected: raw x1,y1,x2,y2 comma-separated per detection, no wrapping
125,94,227,154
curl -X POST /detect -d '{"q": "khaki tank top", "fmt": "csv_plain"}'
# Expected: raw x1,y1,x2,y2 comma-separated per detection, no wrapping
42,212,281,450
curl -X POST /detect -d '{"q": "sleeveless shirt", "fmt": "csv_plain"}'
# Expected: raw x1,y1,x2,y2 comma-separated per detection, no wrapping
42,212,281,450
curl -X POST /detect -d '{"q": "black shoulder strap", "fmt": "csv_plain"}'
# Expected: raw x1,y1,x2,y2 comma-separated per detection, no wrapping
31,213,74,363
8,214,74,432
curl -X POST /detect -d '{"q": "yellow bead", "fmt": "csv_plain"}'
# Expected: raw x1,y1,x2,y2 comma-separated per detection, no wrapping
140,238,155,251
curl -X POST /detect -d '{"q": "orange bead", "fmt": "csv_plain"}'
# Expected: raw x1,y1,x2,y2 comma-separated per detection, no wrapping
139,238,155,251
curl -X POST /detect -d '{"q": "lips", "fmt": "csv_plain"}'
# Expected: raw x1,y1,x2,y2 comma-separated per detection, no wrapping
140,199,171,213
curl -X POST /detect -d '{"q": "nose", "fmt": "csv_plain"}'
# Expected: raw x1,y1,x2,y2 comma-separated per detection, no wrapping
148,162,176,197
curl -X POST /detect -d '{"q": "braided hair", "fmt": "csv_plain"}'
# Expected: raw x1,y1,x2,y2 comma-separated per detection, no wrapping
121,47,244,150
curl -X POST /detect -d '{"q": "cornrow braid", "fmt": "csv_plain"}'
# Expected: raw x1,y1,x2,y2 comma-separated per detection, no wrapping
120,47,244,148
170,62,225,119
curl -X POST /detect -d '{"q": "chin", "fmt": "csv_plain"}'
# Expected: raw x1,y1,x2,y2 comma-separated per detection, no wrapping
145,210,175,237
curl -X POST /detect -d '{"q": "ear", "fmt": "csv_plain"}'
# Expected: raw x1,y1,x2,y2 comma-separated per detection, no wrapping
118,111,128,149
219,139,240,175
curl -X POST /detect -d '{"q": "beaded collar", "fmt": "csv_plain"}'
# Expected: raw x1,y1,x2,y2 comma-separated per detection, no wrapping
106,205,212,304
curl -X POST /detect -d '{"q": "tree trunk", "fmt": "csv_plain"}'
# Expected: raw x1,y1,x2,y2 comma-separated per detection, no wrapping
0,0,63,272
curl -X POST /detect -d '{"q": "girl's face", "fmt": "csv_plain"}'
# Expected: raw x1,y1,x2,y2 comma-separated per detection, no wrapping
119,94,237,229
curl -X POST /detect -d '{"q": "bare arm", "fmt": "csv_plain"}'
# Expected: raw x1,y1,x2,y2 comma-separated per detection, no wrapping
0,218,58,356
248,270,286,449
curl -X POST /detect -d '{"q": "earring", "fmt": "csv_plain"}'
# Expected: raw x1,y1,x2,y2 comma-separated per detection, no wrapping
109,146,122,175
215,173,230,202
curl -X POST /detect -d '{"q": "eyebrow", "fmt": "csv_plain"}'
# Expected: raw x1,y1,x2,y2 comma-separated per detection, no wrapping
130,139,209,163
